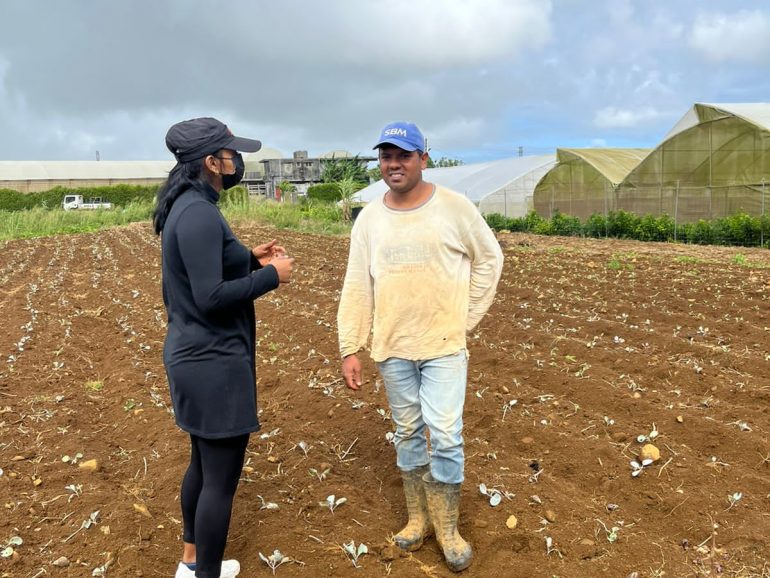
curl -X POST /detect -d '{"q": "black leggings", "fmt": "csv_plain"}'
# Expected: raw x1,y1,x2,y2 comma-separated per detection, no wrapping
181,433,249,578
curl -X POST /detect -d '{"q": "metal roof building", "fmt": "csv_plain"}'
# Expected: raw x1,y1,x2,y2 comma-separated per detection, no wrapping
356,154,556,217
0,161,176,193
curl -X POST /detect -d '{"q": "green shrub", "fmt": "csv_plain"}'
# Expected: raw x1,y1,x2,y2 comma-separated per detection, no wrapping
635,213,674,242
584,213,608,238
484,213,513,231
219,185,249,208
720,212,761,246
606,210,640,238
0,184,159,211
481,207,769,249
307,183,341,202
679,220,714,245
550,210,583,236
533,219,554,235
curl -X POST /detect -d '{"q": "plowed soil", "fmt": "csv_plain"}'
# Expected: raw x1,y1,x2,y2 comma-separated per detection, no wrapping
1,222,769,578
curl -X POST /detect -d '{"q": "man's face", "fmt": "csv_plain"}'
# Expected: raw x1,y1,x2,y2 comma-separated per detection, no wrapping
378,145,428,195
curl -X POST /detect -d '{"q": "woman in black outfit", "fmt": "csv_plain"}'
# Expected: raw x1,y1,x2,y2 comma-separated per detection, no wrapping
153,117,294,578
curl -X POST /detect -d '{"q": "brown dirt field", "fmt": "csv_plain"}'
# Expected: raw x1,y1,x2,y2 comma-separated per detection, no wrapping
1,223,769,578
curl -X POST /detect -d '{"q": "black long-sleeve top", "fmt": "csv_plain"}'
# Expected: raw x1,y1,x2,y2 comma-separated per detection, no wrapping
161,181,279,438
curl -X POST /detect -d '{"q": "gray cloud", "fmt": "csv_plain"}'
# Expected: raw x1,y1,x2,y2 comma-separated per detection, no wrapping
0,0,768,161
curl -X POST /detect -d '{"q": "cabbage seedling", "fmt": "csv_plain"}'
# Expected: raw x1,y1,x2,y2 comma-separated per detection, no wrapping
258,495,279,510
259,428,281,440
294,441,310,457
501,399,518,421
0,536,22,558
479,483,512,506
342,540,368,568
259,549,291,575
320,495,347,513
728,420,752,432
630,458,653,477
65,484,82,502
726,492,743,511
545,536,562,558
309,466,331,482
596,518,620,543
636,423,659,444
62,452,84,465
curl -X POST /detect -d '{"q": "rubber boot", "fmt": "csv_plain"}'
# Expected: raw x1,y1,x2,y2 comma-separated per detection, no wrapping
423,472,473,572
393,465,433,551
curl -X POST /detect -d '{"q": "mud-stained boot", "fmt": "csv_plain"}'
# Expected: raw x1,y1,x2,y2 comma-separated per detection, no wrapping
423,472,473,572
393,465,433,551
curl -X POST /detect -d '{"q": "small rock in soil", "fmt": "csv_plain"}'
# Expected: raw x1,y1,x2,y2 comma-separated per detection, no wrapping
52,556,70,567
79,459,100,472
639,444,661,462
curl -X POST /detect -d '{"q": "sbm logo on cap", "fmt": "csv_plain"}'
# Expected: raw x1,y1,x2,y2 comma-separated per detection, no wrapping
384,128,408,137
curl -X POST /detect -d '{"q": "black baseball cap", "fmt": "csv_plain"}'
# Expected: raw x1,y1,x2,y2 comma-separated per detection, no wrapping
165,117,261,163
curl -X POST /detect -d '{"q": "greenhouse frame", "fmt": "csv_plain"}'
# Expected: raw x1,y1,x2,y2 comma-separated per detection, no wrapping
615,103,770,222
533,148,650,219
356,154,556,217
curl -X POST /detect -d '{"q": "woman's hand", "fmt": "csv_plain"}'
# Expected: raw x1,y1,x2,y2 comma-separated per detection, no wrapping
252,239,287,267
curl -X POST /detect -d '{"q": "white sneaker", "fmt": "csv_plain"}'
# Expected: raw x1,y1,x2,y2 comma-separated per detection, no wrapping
174,560,240,578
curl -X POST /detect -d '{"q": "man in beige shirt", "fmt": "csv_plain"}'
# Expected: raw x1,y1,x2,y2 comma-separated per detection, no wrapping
338,121,503,572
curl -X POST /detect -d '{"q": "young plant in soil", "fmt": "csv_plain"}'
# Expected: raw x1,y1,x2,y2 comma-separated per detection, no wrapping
342,540,368,568
320,495,347,513
259,549,291,575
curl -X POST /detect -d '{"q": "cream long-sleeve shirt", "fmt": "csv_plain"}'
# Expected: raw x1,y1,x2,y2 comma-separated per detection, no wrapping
337,185,504,362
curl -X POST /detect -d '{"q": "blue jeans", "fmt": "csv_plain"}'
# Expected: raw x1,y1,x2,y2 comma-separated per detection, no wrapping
376,350,467,484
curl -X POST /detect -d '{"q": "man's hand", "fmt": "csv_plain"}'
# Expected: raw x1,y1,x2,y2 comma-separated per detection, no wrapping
342,354,363,391
252,239,287,267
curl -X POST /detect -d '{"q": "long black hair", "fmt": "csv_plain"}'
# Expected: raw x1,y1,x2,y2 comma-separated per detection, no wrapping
152,159,205,234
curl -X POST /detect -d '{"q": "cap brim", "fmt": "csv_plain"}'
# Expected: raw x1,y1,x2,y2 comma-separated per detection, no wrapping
373,138,420,152
228,135,262,153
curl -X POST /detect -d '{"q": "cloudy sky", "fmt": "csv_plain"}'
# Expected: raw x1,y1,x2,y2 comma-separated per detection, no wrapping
2,0,769,163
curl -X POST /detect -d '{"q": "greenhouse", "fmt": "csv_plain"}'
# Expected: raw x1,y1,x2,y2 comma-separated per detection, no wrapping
615,103,770,222
356,154,556,217
533,148,650,219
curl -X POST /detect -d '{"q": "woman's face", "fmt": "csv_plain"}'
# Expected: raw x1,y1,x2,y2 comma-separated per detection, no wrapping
203,148,238,190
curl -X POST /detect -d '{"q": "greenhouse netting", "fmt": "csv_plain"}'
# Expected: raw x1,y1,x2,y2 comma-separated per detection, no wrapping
532,148,650,219
616,103,770,222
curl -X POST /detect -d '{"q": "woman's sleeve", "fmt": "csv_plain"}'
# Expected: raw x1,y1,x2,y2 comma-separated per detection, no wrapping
176,202,279,314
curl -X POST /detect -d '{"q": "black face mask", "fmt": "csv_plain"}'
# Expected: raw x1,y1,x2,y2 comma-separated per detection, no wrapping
221,153,245,190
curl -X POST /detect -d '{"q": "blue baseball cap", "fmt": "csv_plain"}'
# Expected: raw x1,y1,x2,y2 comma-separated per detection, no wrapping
373,121,426,153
